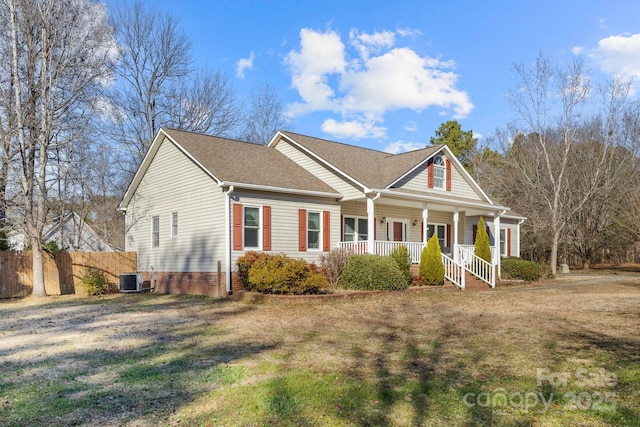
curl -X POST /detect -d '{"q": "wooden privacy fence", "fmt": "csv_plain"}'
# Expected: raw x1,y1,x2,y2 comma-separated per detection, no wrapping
0,251,136,298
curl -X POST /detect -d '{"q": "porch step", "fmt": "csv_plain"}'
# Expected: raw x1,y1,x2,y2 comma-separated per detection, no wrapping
464,272,492,291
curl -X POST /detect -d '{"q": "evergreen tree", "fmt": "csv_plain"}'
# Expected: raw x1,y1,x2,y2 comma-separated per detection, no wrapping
474,216,492,263
420,234,445,285
430,120,477,167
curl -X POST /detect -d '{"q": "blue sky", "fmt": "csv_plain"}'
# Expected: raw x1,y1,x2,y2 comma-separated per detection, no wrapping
106,0,640,153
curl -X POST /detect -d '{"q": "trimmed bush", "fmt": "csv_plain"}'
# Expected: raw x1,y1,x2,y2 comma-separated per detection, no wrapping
236,251,270,290
340,254,408,291
82,268,108,295
501,257,542,281
319,247,352,287
390,245,412,286
419,234,445,285
474,216,492,263
246,253,329,295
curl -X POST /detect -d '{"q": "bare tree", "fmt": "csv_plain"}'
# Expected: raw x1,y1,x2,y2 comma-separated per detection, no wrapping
2,0,115,296
240,83,292,145
499,56,635,274
107,1,243,180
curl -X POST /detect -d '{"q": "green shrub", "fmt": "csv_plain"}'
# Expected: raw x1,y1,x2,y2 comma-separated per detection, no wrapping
82,268,108,295
318,247,351,287
474,216,492,263
246,253,329,295
419,234,445,285
390,246,412,286
340,254,408,291
236,251,270,290
501,257,542,281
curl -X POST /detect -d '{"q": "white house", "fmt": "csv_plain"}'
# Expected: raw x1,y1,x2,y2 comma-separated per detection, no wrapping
118,128,525,296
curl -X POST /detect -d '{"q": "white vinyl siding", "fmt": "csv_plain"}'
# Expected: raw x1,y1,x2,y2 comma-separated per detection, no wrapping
230,190,340,265
392,154,485,201
274,139,361,199
125,137,226,273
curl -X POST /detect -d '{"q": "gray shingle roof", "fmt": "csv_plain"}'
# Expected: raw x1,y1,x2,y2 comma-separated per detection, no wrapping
279,131,442,188
162,128,339,195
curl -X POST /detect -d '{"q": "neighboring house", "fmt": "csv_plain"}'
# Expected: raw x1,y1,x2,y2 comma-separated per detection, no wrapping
9,212,116,252
119,128,525,296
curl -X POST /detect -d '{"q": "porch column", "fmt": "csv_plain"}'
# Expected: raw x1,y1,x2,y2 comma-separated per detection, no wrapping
517,219,524,257
367,194,377,254
494,212,501,279
453,208,459,262
422,203,429,245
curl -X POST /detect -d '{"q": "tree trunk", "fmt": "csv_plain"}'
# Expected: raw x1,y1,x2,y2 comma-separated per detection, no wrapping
582,261,590,270
31,240,47,297
550,231,560,276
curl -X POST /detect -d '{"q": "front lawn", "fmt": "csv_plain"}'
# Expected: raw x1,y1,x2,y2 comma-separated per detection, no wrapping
0,274,638,426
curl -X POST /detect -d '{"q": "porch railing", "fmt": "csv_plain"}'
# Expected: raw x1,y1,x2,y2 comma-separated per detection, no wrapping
442,252,465,289
457,245,495,288
338,241,424,263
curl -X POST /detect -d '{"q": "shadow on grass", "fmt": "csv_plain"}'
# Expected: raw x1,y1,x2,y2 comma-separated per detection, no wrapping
0,294,277,427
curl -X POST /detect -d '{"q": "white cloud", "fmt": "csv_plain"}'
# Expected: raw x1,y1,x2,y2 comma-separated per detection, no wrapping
236,52,255,79
572,46,584,55
587,33,640,81
285,27,473,140
384,140,425,154
404,120,418,132
473,131,483,140
321,118,386,139
599,18,607,29
396,27,423,38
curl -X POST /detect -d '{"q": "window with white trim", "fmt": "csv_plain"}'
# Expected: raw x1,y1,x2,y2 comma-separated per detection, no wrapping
151,216,160,248
343,217,368,242
307,211,321,249
500,229,506,257
427,223,446,249
433,155,445,189
243,206,260,249
171,212,178,237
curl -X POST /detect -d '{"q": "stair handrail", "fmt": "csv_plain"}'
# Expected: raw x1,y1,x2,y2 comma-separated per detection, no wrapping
457,245,494,288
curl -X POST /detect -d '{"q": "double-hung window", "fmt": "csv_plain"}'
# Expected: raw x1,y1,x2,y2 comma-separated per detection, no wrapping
500,229,506,257
427,224,446,250
307,211,321,249
343,217,368,241
151,216,160,248
244,206,260,248
433,155,445,189
171,212,178,237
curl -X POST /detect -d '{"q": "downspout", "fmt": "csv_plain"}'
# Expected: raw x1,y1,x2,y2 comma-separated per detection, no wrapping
224,185,235,294
517,218,525,258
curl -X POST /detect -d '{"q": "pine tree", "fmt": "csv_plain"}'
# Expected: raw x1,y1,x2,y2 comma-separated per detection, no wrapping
420,234,445,285
474,216,492,263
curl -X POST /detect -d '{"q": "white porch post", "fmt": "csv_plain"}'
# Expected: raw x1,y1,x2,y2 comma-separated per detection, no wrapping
366,194,377,254
453,208,459,262
494,212,501,279
517,219,524,257
422,203,429,245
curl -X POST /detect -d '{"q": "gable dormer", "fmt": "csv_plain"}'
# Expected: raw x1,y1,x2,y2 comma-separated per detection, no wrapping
427,154,452,191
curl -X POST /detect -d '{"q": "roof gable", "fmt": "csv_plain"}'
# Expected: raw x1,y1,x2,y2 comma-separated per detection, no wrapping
119,128,339,210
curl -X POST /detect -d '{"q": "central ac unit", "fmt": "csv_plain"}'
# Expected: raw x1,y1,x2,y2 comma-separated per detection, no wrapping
120,273,142,292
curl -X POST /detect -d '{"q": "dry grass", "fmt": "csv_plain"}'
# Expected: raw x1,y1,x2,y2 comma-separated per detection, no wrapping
0,273,639,426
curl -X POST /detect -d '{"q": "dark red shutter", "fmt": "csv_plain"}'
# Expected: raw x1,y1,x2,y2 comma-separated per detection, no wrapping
421,221,424,242
446,159,452,191
427,160,434,188
507,228,511,256
446,224,451,247
374,218,377,240
233,204,243,250
298,209,307,251
340,215,343,241
323,211,330,251
263,206,271,251
472,224,477,243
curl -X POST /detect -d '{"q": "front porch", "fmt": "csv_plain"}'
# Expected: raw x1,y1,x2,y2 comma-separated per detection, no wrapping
338,240,498,289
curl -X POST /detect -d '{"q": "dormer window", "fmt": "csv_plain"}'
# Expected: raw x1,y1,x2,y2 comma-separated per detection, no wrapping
433,155,445,189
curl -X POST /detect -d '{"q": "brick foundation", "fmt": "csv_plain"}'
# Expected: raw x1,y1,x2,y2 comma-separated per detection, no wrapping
139,271,245,297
